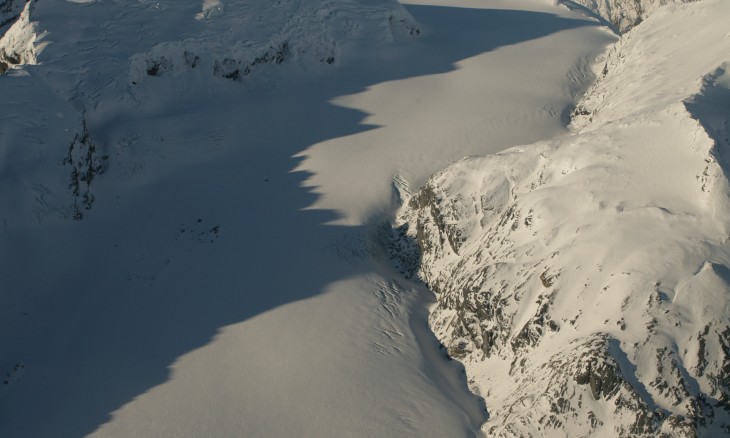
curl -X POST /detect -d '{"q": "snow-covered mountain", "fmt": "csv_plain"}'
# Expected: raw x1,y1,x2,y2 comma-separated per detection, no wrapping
556,0,699,32
394,0,730,435
2,0,618,436
0,0,418,223
5,0,727,436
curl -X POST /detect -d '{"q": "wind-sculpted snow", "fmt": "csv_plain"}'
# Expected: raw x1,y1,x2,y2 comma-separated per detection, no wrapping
395,0,730,435
555,0,699,33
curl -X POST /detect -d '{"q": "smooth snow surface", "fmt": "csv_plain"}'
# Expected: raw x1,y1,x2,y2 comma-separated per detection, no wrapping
0,1,612,436
299,0,615,225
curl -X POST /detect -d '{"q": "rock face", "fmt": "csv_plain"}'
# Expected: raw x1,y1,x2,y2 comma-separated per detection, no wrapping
556,0,699,33
394,0,730,435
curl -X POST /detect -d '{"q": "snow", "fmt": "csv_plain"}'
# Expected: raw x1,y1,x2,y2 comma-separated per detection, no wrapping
0,0,46,70
396,0,730,435
296,0,615,225
554,0,700,33
0,0,614,437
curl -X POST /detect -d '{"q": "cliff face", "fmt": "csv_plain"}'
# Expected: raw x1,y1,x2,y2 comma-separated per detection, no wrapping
556,0,699,32
394,0,730,435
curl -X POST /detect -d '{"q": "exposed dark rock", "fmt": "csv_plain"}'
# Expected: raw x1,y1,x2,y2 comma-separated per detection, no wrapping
539,271,556,287
62,117,107,220
0,48,22,74
573,341,621,401
213,58,240,80
145,56,171,76
212,42,288,81
184,51,199,68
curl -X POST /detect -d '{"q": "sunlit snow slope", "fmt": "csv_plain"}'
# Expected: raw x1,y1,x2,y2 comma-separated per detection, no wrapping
555,0,698,33
396,0,730,436
0,0,611,437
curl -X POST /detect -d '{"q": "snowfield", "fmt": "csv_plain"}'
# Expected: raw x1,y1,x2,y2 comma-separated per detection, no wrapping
6,0,722,436
395,0,730,435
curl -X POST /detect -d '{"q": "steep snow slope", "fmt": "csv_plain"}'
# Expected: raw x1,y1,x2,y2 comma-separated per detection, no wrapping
395,0,730,435
556,0,698,32
0,0,613,437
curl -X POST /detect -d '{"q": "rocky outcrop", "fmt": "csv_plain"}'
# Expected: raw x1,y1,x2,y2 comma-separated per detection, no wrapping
128,0,419,85
62,117,108,221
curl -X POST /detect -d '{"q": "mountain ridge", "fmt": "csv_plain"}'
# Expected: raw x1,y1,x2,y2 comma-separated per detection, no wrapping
394,0,730,435
555,0,699,33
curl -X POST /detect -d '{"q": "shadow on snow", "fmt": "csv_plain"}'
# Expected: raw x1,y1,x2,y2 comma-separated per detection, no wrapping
0,4,598,437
